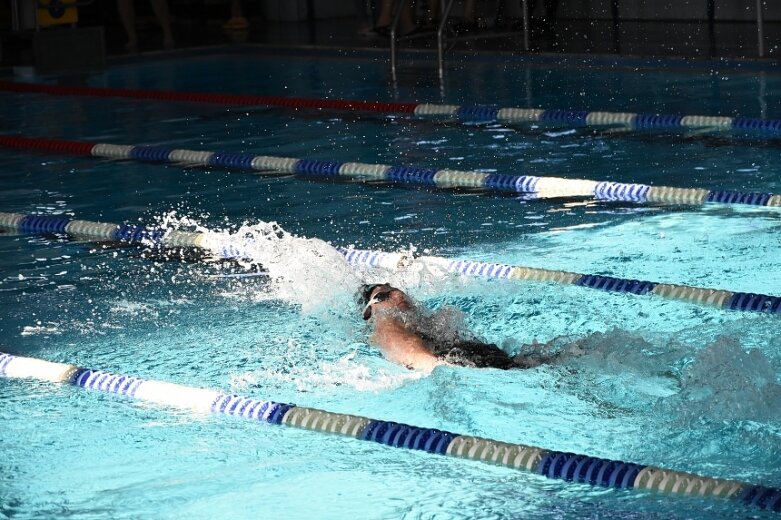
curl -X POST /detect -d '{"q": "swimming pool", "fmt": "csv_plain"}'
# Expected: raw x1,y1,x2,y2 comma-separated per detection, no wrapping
1,49,780,518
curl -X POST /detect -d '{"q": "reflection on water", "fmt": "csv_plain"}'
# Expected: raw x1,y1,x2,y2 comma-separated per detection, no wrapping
0,54,780,518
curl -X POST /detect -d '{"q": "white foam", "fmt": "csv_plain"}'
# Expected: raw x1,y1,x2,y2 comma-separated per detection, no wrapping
21,323,62,336
665,336,781,423
201,220,362,313
231,352,423,393
109,300,158,317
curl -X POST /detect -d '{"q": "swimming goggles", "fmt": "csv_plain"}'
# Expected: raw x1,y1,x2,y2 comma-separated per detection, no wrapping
362,289,393,320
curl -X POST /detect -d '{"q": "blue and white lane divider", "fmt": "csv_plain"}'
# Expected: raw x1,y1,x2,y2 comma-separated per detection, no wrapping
1,211,779,316
53,143,781,207
418,104,781,136
1,135,780,208
1,351,779,512
337,247,781,315
1,81,779,138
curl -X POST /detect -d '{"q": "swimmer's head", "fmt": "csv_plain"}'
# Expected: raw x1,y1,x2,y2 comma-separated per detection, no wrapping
357,283,411,320
357,283,383,307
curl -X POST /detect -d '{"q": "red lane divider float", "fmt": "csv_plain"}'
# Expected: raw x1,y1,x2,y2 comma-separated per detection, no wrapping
2,80,781,136
0,81,418,115
0,135,95,156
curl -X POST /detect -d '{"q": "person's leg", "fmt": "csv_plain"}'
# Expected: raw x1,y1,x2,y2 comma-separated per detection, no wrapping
376,0,394,26
376,0,415,33
116,0,138,51
149,0,175,49
463,0,476,23
357,0,373,35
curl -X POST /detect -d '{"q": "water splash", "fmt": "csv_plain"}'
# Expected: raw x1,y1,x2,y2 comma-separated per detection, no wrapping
158,214,362,313
20,323,61,337
220,221,361,312
658,336,781,424
230,352,423,393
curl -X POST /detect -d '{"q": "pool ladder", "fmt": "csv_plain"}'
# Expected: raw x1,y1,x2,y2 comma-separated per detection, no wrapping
389,0,530,81
389,0,769,81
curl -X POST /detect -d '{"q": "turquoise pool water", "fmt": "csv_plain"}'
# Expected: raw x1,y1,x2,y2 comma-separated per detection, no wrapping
0,50,780,518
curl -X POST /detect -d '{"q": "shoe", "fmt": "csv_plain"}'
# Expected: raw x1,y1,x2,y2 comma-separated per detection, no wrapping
223,16,249,31
360,25,391,37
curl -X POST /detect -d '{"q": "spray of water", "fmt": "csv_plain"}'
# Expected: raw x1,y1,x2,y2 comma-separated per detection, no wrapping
155,213,363,313
215,221,362,313
658,336,781,424
230,352,425,393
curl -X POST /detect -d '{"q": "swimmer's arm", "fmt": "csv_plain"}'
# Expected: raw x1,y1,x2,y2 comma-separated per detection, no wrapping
371,322,444,372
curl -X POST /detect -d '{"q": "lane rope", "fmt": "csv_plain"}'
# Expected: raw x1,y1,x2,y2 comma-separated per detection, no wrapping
0,351,778,512
1,211,779,316
0,80,780,136
1,135,779,208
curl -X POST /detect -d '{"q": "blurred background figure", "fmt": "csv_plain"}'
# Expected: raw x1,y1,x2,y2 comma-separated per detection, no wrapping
357,0,377,37
368,0,449,36
117,0,175,51
374,0,416,36
223,0,248,31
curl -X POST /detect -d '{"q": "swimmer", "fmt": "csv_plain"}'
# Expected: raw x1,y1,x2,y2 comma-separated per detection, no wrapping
357,283,559,372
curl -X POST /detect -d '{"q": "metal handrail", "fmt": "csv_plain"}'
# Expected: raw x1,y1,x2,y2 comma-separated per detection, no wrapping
756,0,765,57
436,0,458,79
435,0,530,79
389,0,405,80
437,0,529,79
392,0,769,78
389,0,530,81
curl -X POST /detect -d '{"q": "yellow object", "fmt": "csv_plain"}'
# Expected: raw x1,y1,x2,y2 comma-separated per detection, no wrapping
634,467,744,498
509,266,581,285
283,407,371,437
434,169,489,188
448,436,545,471
38,0,78,27
222,16,249,31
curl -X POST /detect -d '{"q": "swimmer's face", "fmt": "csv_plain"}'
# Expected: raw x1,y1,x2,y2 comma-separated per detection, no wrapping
363,284,411,319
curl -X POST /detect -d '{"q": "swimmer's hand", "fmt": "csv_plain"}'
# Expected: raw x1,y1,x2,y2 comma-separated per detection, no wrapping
411,355,446,373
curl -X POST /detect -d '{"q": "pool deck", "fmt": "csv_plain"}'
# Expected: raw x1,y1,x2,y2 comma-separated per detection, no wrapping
91,11,781,77
1,9,779,77
102,12,779,62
